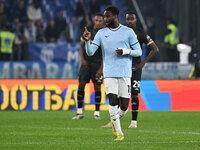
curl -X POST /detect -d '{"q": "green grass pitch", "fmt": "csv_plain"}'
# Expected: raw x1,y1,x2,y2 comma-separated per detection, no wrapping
0,111,200,150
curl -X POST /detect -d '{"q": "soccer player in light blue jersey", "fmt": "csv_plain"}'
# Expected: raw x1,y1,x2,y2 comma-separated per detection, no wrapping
82,6,142,141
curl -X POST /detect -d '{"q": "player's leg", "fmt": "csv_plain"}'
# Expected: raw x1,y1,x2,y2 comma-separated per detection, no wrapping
129,94,139,128
105,78,124,138
118,78,131,118
72,83,86,119
102,93,126,128
101,97,119,127
94,83,101,119
91,61,103,119
118,97,129,118
129,69,141,128
108,93,123,137
112,77,131,141
72,65,90,119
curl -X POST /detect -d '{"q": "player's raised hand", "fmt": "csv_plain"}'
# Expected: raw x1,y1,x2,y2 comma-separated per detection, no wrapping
83,27,91,41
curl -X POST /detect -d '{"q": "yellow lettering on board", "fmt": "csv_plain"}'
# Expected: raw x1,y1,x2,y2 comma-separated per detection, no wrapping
0,85,9,110
11,85,27,110
63,85,78,110
101,84,106,104
45,85,63,111
27,85,43,110
45,90,51,110
84,84,90,104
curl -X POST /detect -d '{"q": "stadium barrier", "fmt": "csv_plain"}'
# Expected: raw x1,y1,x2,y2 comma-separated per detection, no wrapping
0,80,200,111
0,62,193,79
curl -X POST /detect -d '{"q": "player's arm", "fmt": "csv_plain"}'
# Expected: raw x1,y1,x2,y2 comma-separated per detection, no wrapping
134,35,159,70
116,42,142,57
142,41,158,64
116,30,142,57
83,27,100,56
79,38,88,69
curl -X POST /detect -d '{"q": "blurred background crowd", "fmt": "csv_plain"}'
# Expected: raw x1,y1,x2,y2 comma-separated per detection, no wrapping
0,0,199,77
0,0,113,61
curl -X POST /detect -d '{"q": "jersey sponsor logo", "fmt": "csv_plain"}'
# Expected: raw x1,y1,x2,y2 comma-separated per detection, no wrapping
120,33,124,36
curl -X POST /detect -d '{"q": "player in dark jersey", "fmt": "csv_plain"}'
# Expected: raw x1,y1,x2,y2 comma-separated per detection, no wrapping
72,13,104,120
102,12,158,128
126,12,159,128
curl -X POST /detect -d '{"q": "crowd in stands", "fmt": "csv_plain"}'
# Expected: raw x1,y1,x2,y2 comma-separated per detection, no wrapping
0,0,111,60
1,0,111,42
1,0,193,64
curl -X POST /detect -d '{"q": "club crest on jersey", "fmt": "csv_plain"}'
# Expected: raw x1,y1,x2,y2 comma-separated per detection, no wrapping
120,33,124,36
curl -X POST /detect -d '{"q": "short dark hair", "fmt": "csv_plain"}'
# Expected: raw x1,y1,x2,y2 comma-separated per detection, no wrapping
94,12,103,18
105,6,119,16
126,11,136,15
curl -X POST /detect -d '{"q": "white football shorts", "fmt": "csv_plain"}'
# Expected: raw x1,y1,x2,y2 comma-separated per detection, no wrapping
104,77,131,99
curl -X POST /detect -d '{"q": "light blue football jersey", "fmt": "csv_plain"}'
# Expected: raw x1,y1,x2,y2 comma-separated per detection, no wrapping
85,24,142,78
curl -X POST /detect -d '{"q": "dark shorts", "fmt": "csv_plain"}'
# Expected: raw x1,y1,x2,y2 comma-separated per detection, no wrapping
78,61,102,84
131,68,142,95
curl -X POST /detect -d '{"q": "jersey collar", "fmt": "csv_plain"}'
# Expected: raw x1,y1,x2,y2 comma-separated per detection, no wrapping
109,24,122,31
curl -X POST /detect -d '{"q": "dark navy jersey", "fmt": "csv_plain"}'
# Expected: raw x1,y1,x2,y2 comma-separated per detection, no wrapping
83,26,102,63
132,27,153,64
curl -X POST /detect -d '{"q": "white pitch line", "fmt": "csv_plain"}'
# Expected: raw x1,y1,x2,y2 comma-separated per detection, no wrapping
137,129,200,135
1,125,200,136
0,140,200,145
0,125,97,131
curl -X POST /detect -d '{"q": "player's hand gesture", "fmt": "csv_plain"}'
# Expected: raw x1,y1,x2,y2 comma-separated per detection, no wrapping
83,27,91,41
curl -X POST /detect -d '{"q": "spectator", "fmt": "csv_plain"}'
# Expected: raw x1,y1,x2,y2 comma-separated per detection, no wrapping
0,1,10,28
27,0,42,22
163,17,179,62
45,18,59,42
189,57,200,79
146,16,159,62
55,10,67,36
12,16,26,60
0,24,15,61
75,0,91,30
35,20,45,42
146,16,156,40
99,0,112,5
89,0,101,16
65,17,79,43
13,0,27,23
24,19,36,42
98,0,112,10
75,0,88,18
